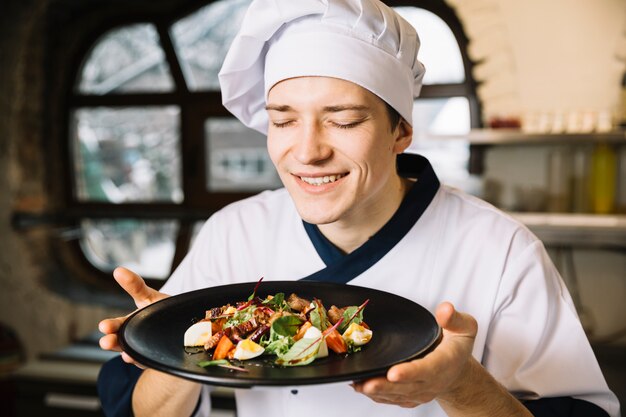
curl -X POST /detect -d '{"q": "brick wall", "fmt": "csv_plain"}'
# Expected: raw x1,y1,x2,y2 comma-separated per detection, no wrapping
0,0,124,361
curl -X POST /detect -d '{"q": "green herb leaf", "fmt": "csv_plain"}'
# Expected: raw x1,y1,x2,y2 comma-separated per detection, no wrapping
226,305,255,328
262,292,288,311
339,307,360,333
197,359,229,368
197,359,249,372
339,300,369,334
271,315,303,337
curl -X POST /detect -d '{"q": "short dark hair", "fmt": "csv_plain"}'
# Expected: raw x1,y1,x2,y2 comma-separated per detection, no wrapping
384,102,402,132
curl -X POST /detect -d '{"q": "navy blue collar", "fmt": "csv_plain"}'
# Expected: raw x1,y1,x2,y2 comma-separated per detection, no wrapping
300,153,440,283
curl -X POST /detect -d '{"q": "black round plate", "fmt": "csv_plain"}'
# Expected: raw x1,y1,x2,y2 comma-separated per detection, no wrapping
119,280,441,387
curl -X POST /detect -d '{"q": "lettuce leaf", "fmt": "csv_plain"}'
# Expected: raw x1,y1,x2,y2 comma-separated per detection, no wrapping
275,337,322,367
264,335,294,356
310,299,330,331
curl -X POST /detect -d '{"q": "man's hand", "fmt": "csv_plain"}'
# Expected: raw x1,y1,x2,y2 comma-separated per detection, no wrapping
98,267,169,366
352,302,476,407
352,302,532,416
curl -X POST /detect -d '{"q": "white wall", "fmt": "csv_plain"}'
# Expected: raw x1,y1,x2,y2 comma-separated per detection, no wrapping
448,0,626,122
501,0,625,117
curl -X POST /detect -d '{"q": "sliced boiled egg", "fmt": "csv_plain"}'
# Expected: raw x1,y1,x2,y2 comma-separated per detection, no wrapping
342,322,372,346
233,339,265,360
303,326,328,358
184,321,213,347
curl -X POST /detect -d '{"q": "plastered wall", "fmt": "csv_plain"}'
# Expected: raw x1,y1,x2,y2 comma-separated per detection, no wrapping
448,0,626,122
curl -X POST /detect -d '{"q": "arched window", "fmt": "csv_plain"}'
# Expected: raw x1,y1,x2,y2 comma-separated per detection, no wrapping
390,0,481,190
62,0,479,288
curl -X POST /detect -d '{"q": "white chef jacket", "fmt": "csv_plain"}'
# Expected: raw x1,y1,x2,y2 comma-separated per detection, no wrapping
161,155,619,417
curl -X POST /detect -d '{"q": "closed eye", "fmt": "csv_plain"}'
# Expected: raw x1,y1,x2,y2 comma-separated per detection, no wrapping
271,120,295,128
332,121,362,129
330,118,367,129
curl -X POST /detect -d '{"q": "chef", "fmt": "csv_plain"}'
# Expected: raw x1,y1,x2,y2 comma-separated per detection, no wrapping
97,0,620,416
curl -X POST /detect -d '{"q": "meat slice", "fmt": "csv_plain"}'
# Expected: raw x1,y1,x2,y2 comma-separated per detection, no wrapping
287,293,311,312
204,331,224,350
205,305,233,320
328,305,346,325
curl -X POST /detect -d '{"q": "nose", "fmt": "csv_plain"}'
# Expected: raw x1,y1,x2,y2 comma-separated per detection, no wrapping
293,122,331,165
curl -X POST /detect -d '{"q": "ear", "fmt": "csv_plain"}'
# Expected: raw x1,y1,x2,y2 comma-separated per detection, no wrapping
392,118,413,154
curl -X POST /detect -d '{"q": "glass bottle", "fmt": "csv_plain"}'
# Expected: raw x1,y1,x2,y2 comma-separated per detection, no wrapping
570,146,590,213
589,143,617,214
616,146,626,214
547,147,572,212
620,72,626,128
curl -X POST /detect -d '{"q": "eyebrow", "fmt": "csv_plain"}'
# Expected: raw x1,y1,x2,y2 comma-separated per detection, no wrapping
322,104,370,113
265,104,292,112
265,104,371,113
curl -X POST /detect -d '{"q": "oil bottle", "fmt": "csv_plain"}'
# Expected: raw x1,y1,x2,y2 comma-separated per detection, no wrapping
589,143,617,214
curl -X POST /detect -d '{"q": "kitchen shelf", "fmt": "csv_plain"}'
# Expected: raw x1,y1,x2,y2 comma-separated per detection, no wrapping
429,129,626,174
433,129,626,145
11,339,237,416
510,212,626,250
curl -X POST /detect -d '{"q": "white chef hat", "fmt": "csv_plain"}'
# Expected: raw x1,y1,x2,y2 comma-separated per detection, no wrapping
218,0,426,134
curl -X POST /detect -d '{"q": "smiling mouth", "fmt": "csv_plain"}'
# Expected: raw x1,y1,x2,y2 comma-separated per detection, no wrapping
299,173,346,186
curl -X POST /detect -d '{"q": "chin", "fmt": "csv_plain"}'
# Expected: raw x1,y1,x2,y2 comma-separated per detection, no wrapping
294,205,341,226
282,178,351,225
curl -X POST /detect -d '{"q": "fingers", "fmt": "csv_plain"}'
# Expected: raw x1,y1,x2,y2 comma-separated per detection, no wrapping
353,377,430,407
352,377,392,397
99,316,129,351
435,301,455,327
121,352,146,369
99,333,121,352
387,351,450,384
98,268,168,357
99,327,145,369
98,268,168,367
98,316,126,334
435,302,477,337
385,303,477,384
113,267,160,308
354,303,479,408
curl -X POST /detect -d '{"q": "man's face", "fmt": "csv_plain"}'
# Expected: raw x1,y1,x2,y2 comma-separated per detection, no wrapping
266,76,412,227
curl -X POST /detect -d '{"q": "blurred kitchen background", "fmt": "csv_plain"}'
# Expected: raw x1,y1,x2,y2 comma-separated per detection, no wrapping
1,0,625,416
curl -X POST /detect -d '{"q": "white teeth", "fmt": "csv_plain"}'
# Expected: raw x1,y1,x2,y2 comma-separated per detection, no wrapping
301,174,344,186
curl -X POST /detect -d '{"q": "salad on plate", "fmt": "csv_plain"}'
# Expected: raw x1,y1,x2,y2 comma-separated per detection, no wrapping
183,279,372,371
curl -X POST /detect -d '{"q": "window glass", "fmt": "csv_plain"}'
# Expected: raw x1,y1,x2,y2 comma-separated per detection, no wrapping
407,97,471,187
170,0,252,91
80,219,178,279
411,97,470,138
394,7,465,84
77,24,174,94
205,118,282,191
72,106,183,203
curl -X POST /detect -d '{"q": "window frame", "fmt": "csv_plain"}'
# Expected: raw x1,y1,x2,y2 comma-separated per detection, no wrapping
48,0,480,291
386,0,482,128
